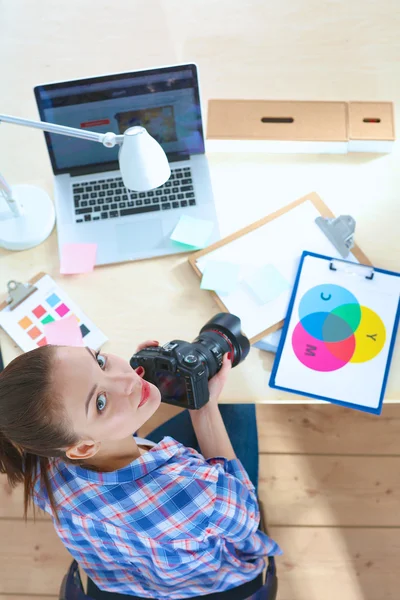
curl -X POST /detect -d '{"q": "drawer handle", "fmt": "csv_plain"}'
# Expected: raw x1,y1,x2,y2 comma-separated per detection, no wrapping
261,117,294,124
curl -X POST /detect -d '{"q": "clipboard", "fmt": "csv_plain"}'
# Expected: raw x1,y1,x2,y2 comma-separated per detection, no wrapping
188,192,371,343
269,251,400,414
0,272,108,353
0,273,45,312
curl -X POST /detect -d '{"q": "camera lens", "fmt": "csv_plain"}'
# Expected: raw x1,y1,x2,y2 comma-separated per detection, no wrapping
200,313,250,366
191,313,250,378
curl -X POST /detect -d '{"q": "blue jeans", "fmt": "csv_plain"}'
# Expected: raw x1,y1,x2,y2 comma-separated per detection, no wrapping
146,404,259,494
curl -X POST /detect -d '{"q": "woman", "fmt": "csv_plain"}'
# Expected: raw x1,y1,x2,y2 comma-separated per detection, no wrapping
0,342,281,600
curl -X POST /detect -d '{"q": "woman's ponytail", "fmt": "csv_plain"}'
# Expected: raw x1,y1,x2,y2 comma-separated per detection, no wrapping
0,346,79,521
0,431,26,486
0,431,40,518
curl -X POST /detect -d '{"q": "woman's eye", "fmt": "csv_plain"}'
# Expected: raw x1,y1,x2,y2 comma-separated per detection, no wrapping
96,352,107,369
96,393,107,413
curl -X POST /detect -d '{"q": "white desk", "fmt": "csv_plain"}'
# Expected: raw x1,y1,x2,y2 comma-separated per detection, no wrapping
1,0,399,403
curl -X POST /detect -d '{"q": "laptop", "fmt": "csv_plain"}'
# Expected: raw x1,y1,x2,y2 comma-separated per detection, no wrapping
34,64,219,265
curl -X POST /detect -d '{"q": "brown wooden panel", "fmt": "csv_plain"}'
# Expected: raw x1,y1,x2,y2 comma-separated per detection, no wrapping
207,100,348,141
257,404,400,455
259,455,400,526
140,403,400,456
0,597,57,600
3,453,397,528
141,403,400,456
2,405,399,523
0,520,398,600
0,475,48,520
348,102,395,140
270,527,400,600
0,521,70,596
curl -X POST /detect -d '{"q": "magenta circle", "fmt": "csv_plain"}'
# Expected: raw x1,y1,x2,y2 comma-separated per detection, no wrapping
292,322,349,372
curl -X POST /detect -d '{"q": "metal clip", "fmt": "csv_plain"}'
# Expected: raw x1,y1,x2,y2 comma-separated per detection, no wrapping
315,215,356,259
329,259,374,280
6,280,37,310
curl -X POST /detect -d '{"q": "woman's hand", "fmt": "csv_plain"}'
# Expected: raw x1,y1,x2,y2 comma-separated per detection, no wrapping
133,340,159,375
188,353,236,459
206,353,232,407
135,339,160,353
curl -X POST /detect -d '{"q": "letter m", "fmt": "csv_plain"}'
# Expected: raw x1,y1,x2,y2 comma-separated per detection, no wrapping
305,344,317,357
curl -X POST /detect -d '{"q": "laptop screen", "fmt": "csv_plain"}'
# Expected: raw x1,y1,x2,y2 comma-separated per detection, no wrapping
34,64,205,175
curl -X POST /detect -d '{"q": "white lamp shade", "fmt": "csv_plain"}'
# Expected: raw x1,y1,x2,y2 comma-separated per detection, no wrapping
118,127,171,192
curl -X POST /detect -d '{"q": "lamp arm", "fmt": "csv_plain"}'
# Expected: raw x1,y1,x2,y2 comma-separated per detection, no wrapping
0,171,22,216
0,114,124,147
0,114,170,194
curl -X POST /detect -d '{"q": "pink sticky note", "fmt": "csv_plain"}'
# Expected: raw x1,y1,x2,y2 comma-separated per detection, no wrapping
60,243,97,274
43,315,84,347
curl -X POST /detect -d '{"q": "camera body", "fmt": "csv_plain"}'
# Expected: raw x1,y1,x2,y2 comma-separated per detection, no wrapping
130,313,250,410
130,340,219,410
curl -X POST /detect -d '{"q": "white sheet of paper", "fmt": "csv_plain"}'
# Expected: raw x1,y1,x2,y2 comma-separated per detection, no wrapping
195,199,360,339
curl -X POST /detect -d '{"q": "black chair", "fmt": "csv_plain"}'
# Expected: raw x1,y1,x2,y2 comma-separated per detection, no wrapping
59,498,278,600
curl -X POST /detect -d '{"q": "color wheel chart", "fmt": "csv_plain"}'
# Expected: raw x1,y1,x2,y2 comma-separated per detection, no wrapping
270,252,400,414
292,284,386,371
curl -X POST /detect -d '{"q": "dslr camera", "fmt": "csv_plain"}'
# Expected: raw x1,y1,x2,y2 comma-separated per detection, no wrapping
130,313,250,410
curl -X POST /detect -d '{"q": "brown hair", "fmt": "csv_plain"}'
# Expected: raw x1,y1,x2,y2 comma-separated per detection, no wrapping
0,346,79,521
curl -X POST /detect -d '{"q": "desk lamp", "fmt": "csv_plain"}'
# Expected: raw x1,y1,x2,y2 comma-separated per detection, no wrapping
0,114,171,250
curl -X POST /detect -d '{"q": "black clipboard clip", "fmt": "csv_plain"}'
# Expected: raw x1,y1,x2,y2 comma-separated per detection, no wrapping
329,259,375,281
5,280,38,311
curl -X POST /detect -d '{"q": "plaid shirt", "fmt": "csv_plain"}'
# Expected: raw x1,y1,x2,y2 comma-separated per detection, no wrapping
34,436,281,599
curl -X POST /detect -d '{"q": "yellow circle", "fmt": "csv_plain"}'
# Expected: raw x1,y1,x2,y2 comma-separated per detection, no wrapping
350,306,386,363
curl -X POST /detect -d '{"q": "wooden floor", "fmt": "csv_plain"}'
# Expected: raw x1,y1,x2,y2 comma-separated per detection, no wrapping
1,403,399,600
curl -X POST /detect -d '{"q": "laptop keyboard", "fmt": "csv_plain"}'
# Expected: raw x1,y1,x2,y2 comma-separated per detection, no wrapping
72,167,196,223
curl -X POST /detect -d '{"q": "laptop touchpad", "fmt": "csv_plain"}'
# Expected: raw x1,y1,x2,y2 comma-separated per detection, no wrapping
116,220,165,254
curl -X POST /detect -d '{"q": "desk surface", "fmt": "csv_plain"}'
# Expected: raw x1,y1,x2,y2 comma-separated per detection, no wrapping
1,0,400,403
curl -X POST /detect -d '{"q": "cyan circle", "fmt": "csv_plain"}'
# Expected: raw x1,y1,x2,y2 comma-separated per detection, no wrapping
298,284,359,321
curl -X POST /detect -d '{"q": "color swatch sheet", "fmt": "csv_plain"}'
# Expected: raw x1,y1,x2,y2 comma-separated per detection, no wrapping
195,200,360,339
270,252,400,414
0,274,108,352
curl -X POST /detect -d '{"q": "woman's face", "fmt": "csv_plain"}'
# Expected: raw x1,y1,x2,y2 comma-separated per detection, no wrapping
52,346,161,446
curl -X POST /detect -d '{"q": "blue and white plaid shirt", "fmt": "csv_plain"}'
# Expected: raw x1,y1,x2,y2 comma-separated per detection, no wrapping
34,436,281,598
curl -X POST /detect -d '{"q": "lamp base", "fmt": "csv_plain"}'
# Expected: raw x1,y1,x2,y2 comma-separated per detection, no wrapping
0,184,55,251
